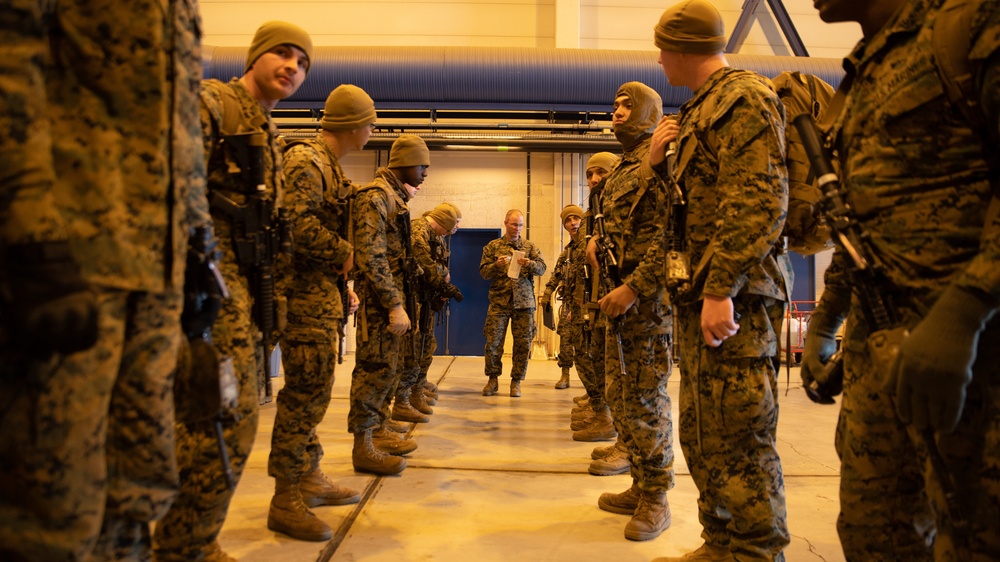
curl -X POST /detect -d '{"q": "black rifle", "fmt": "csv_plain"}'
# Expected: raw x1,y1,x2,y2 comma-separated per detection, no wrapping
590,209,627,376
210,131,291,404
178,225,237,489
332,179,355,364
795,114,968,543
400,209,419,361
662,141,691,298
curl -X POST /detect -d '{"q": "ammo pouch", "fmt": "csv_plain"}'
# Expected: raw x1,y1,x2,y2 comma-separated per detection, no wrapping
175,337,239,425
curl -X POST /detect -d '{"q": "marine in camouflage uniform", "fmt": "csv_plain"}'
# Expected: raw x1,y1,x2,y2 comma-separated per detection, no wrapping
541,206,585,390
394,205,459,421
590,82,674,542
651,1,791,559
0,2,207,560
154,22,312,562
802,0,1000,559
349,135,430,476
480,210,546,397
267,84,378,542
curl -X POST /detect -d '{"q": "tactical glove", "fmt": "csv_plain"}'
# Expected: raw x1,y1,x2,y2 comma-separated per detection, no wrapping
388,304,411,336
1,241,98,358
892,285,996,433
801,288,850,403
181,225,229,340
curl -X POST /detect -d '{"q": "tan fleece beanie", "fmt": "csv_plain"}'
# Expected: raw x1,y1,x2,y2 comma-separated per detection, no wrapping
442,201,463,219
654,0,726,54
321,85,377,131
560,205,584,223
586,152,620,173
246,21,314,72
388,135,431,168
426,204,458,233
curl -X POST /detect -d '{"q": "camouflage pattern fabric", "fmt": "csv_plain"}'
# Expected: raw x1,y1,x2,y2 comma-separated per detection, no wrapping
670,67,790,559
268,136,354,481
399,218,450,391
545,238,587,371
0,1,206,560
825,0,1000,558
155,78,283,560
349,168,411,433
676,300,788,560
480,235,545,380
596,84,674,494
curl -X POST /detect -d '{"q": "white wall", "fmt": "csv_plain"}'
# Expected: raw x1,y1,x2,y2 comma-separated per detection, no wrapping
200,0,861,58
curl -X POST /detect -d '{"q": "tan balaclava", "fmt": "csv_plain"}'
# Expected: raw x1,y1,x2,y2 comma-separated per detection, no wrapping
586,152,620,174
654,0,727,54
613,82,663,151
245,21,314,72
388,135,431,168
426,204,459,233
321,85,376,131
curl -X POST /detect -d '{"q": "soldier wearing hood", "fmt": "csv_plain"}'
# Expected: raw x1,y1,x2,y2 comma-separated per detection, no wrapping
587,81,675,542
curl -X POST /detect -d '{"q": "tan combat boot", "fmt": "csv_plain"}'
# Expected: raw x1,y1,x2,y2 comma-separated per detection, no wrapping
651,543,734,562
300,468,361,507
555,368,570,389
589,442,630,476
353,429,406,475
591,443,617,460
391,388,430,423
573,407,617,442
385,419,411,433
510,378,522,397
573,393,589,404
482,376,499,396
373,423,418,456
624,490,670,541
422,380,439,395
267,478,334,541
202,541,238,562
598,481,641,515
409,386,434,415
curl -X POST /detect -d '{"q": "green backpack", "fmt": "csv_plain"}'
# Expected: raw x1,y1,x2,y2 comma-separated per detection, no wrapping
771,71,837,256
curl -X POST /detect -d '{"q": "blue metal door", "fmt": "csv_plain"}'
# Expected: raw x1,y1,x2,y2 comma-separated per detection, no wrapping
433,228,501,356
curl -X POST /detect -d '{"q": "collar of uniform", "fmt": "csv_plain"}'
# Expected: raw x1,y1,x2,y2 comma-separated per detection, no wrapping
679,66,735,116
844,0,935,74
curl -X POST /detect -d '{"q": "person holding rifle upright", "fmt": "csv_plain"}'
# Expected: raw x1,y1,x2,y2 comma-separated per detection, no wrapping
801,0,1000,559
587,81,675,542
155,21,312,562
266,84,377,542
648,1,792,559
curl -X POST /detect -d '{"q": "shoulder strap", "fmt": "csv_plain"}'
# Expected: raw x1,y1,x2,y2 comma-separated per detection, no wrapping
284,138,335,196
933,0,983,127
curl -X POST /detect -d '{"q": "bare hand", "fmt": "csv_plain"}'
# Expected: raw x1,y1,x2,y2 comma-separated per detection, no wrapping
599,284,637,318
701,295,739,347
517,257,531,266
347,288,360,315
649,116,679,167
496,255,510,267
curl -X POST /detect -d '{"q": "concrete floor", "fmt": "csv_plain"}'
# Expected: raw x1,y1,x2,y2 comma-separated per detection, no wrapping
217,355,846,562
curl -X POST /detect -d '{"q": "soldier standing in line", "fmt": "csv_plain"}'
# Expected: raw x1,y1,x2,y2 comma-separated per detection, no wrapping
480,210,547,398
416,201,463,405
266,84,378,542
586,82,674,542
392,203,461,424
541,204,585,391
649,1,791,560
575,152,633,477
349,135,430,476
0,2,209,560
154,21,312,562
802,0,999,559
